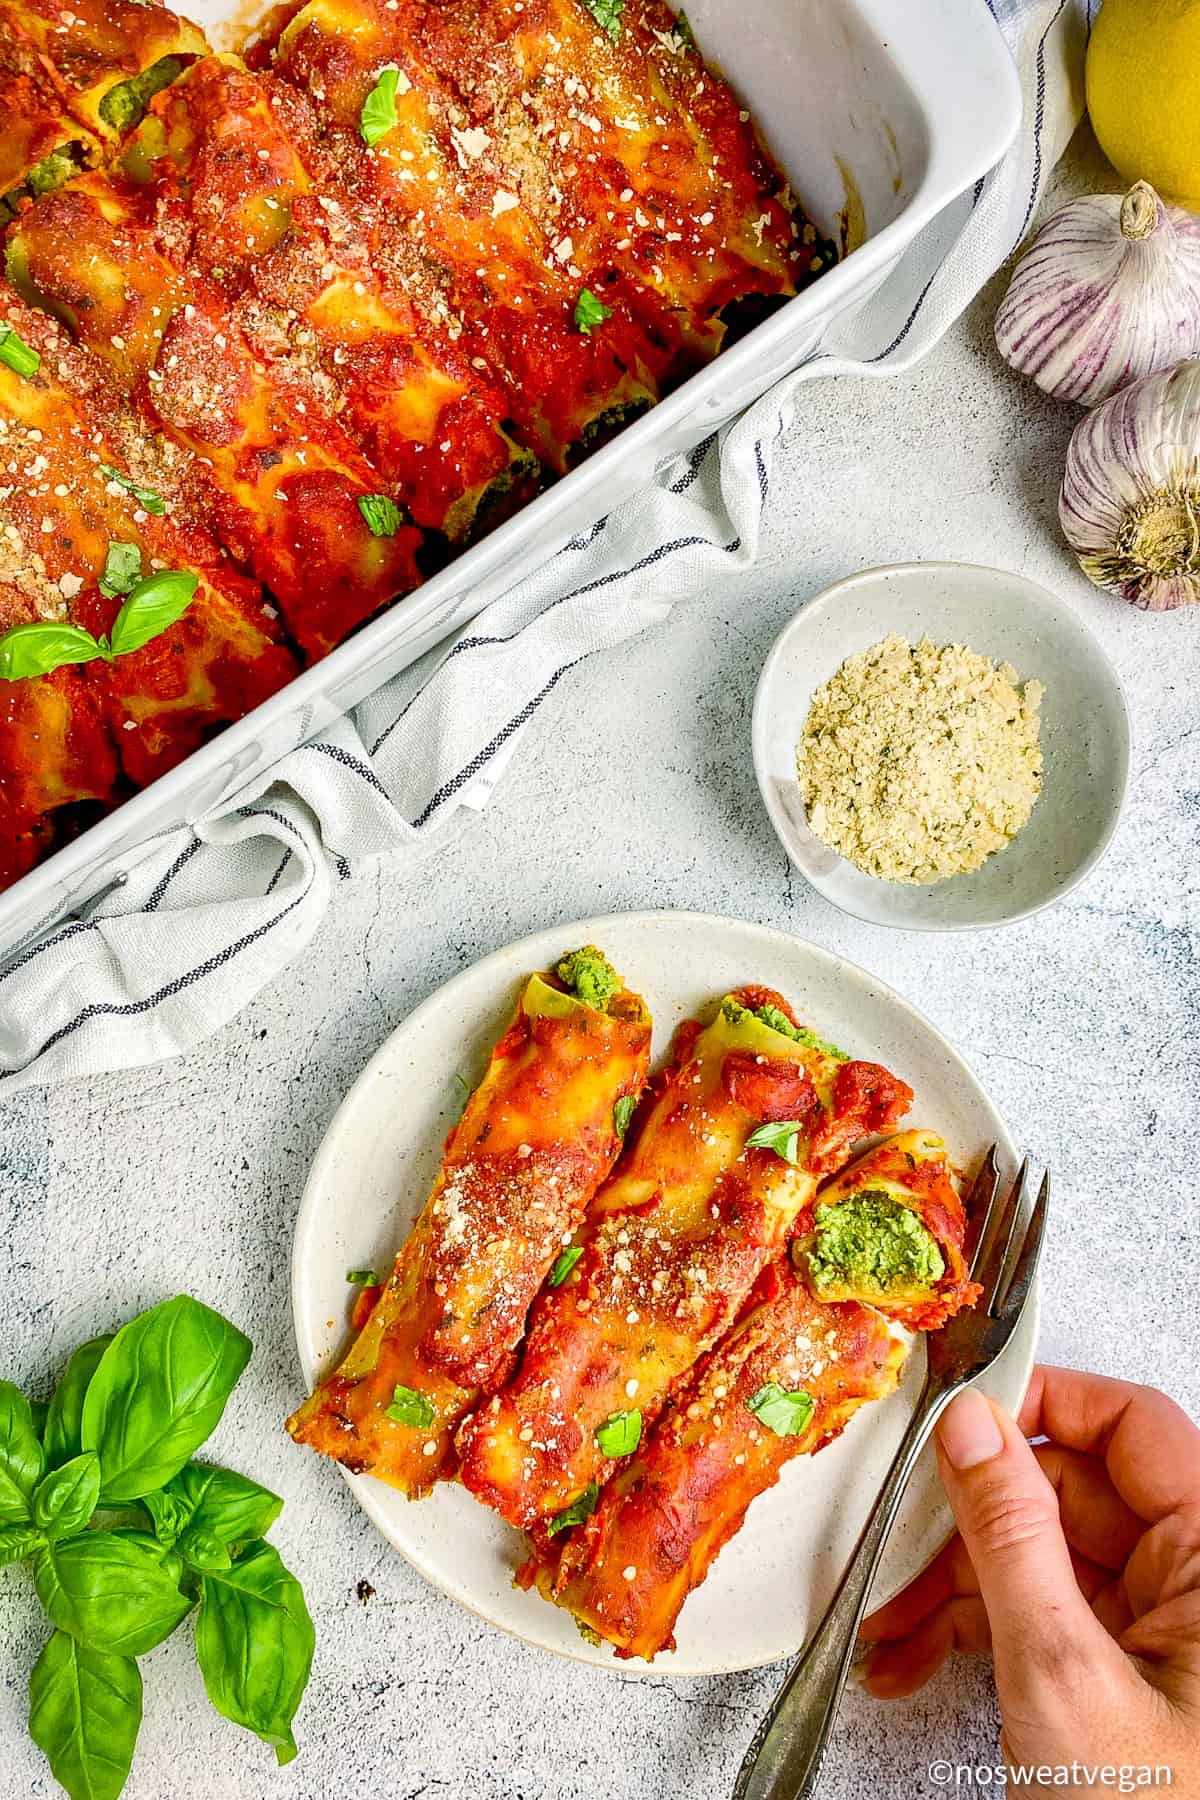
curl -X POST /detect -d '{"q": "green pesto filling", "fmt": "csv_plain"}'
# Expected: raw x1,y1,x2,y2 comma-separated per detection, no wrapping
0,144,89,225
556,945,620,1013
567,396,653,466
99,56,190,133
808,1190,944,1297
720,997,848,1062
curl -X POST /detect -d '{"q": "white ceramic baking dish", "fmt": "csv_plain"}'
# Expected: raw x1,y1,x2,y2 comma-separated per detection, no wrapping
0,0,1021,954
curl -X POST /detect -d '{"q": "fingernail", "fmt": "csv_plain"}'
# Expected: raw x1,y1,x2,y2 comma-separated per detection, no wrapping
937,1389,1004,1470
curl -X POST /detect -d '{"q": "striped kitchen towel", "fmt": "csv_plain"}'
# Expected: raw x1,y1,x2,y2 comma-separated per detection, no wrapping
0,0,1087,1090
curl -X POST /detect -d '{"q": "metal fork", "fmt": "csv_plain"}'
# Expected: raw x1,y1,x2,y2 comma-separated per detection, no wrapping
732,1147,1048,1800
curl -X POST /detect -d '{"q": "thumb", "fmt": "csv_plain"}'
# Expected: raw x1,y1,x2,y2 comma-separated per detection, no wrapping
935,1388,1116,1696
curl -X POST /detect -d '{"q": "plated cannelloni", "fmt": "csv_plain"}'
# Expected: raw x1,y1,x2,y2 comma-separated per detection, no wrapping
287,947,651,1494
286,953,988,1659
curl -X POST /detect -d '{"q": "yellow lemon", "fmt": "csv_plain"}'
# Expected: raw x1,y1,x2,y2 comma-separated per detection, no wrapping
1086,0,1200,207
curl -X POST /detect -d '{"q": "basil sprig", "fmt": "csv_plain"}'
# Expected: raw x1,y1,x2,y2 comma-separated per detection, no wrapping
0,571,198,684
746,1382,815,1439
5,1296,314,1799
574,288,613,335
745,1119,804,1166
360,66,400,146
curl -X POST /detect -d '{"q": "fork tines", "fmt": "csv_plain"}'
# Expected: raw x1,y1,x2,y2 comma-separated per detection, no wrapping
967,1146,1049,1319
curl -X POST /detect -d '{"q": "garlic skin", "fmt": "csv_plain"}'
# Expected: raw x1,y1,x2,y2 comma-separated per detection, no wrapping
996,181,1200,406
1060,360,1200,609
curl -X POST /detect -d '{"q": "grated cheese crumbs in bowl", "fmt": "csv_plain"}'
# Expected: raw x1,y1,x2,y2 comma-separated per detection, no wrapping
795,634,1044,885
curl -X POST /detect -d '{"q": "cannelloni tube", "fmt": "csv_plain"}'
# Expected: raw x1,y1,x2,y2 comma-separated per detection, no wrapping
125,56,539,541
8,171,425,657
380,0,830,370
456,989,911,1532
792,1129,981,1330
265,0,670,471
524,1263,905,1660
0,296,298,783
0,0,207,141
287,948,653,1496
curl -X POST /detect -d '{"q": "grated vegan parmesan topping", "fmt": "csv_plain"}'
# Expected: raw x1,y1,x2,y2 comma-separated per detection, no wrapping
795,634,1044,884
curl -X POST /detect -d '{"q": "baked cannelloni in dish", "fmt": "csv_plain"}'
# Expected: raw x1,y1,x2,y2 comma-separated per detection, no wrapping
0,0,832,890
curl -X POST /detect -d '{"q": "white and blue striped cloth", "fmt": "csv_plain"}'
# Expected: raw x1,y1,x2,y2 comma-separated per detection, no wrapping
0,0,1088,1091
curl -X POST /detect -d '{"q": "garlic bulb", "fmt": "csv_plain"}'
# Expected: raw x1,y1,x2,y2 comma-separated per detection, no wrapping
1060,360,1200,609
996,181,1200,405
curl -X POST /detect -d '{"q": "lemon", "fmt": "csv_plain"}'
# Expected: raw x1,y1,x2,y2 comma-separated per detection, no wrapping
1086,0,1200,207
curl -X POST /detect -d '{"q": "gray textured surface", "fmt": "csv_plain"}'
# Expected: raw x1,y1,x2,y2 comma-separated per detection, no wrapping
2,129,1199,1798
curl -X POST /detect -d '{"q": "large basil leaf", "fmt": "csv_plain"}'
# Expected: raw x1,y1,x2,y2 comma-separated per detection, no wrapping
34,1531,191,1656
106,571,197,659
0,1381,45,1522
194,1540,314,1764
29,1630,142,1800
154,1463,282,1549
43,1336,115,1471
0,1523,42,1565
0,622,103,683
81,1298,251,1503
32,1452,101,1542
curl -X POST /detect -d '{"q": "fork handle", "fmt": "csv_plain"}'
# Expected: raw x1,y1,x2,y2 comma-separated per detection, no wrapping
732,1381,959,1800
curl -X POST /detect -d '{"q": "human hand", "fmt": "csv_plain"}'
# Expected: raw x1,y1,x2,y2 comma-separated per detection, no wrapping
860,1366,1200,1794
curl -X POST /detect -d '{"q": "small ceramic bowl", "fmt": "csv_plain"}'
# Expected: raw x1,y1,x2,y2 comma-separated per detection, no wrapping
752,562,1131,931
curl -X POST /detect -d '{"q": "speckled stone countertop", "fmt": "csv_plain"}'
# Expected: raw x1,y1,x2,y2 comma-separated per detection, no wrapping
2,128,1198,1800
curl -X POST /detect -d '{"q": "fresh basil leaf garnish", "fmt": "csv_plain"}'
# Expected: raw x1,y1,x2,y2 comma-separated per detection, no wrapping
194,1540,315,1766
0,1523,42,1565
98,463,166,516
33,1531,193,1656
42,1336,114,1472
384,1385,435,1430
613,1095,636,1138
107,570,197,658
594,1409,641,1457
98,541,142,599
546,1482,600,1537
746,1382,815,1439
0,1382,45,1523
0,623,105,683
0,323,41,377
31,1452,101,1543
81,1296,251,1505
745,1120,803,1166
360,67,400,147
581,0,624,41
547,1246,583,1288
357,493,404,537
574,287,613,334
152,1463,284,1551
29,1632,143,1800
346,1268,380,1287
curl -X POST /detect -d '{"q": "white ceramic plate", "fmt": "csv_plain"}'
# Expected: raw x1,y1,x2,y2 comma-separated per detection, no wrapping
292,911,1036,1675
752,562,1131,931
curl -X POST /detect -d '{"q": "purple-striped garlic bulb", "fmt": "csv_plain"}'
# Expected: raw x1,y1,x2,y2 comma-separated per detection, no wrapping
1060,360,1200,609
996,181,1200,407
